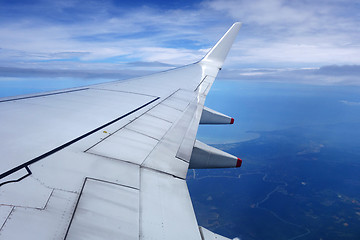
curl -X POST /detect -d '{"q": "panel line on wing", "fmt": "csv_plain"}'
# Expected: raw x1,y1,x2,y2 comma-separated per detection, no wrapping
82,89,190,165
0,206,14,231
64,177,140,239
0,97,160,181
86,88,182,146
123,127,161,141
85,177,140,190
146,113,173,123
0,166,32,187
83,151,143,169
63,177,88,239
141,165,185,179
0,88,89,103
194,76,208,92
89,87,159,98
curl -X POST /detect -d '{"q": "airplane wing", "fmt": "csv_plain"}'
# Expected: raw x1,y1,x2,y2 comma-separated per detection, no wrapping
0,23,242,240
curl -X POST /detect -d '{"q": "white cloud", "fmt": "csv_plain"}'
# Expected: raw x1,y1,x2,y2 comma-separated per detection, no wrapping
0,0,359,85
206,0,313,26
205,0,360,67
0,2,214,67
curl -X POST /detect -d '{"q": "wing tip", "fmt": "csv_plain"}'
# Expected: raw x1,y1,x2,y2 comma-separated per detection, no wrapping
200,22,242,69
233,21,242,27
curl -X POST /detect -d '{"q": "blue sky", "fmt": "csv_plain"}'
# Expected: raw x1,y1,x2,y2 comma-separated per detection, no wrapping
0,0,359,86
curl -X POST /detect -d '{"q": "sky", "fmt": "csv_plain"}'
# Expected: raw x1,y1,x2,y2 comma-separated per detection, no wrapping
0,0,360,87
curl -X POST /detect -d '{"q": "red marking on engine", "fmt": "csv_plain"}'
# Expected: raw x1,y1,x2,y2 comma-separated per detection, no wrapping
236,158,242,167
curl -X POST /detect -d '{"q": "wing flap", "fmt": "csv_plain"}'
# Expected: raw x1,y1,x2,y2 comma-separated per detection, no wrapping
140,168,202,240
125,113,172,141
66,178,139,240
141,99,198,178
86,128,159,165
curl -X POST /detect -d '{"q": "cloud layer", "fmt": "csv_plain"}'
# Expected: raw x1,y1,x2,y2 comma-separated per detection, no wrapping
218,64,360,85
0,0,359,85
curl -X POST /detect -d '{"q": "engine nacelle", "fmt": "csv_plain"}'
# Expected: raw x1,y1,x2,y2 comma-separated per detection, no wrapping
200,107,234,125
189,140,242,169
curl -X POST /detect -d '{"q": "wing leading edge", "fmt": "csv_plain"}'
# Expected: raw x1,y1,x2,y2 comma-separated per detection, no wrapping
0,23,242,240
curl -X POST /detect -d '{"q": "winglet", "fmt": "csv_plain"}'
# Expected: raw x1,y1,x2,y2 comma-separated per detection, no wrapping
200,22,242,69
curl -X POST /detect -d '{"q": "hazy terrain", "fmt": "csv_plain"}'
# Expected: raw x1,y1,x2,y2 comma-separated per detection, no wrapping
188,81,360,240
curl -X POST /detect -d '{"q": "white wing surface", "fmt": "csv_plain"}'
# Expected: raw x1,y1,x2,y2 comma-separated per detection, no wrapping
0,23,242,240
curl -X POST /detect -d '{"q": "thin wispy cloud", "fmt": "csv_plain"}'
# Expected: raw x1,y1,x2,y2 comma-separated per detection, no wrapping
218,65,360,85
340,100,360,106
